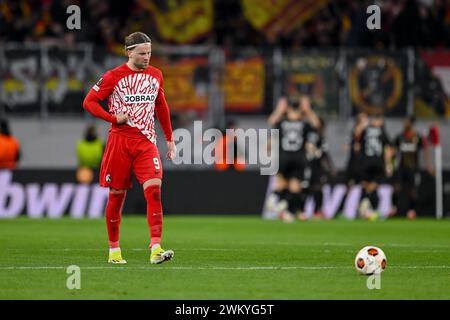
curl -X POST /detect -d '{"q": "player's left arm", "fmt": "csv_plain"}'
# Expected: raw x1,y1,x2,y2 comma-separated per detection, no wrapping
321,142,336,176
305,129,319,158
420,133,434,175
268,96,288,127
390,135,400,170
305,123,321,156
155,71,176,160
382,129,394,176
306,110,320,129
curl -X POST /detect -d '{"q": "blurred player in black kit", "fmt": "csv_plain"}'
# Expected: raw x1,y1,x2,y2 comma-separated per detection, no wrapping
346,112,369,186
358,114,393,220
391,116,433,219
266,96,315,221
300,117,335,220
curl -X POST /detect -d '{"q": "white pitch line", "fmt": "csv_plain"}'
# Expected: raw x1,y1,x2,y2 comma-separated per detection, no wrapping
4,248,238,252
0,266,348,270
1,265,449,270
383,243,450,248
227,242,450,249
396,266,450,269
5,243,449,252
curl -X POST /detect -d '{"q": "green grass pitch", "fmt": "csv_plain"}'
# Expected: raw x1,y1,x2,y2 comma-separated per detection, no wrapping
0,216,449,299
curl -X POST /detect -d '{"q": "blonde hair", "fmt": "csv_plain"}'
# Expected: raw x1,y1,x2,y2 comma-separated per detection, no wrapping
124,32,151,50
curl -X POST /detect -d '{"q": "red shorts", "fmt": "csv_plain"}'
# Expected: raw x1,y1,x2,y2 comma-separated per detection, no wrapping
100,132,163,190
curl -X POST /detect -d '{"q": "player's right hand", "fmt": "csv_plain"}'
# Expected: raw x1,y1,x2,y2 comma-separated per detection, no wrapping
166,141,177,161
116,112,128,124
277,96,288,111
385,163,394,177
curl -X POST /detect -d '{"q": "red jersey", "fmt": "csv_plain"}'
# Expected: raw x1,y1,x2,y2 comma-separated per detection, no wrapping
84,63,173,144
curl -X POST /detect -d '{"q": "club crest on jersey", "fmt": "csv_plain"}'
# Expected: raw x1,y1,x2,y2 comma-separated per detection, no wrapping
106,174,111,183
124,94,156,103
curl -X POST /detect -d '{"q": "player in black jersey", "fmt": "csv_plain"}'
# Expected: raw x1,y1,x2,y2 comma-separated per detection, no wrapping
346,112,369,186
300,117,335,220
391,116,432,219
358,114,393,219
266,96,315,221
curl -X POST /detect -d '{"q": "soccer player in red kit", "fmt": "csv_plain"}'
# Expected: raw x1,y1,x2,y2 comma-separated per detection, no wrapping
83,32,176,264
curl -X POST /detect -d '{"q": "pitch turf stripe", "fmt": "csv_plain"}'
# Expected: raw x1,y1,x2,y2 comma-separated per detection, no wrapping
1,266,450,270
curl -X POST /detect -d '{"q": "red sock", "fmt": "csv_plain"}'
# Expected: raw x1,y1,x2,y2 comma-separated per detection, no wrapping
105,192,126,248
144,185,163,249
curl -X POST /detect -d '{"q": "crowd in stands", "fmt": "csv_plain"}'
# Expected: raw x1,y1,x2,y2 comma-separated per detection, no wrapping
2,0,450,50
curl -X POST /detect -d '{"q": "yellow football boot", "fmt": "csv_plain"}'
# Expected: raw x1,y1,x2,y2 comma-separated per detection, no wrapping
108,249,127,264
150,246,174,264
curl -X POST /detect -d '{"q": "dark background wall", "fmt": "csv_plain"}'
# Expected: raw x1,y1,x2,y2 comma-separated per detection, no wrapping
128,170,270,215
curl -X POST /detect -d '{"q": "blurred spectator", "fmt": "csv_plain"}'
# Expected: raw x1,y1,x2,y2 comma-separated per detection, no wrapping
76,125,104,184
0,118,21,169
214,119,246,171
76,125,104,169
